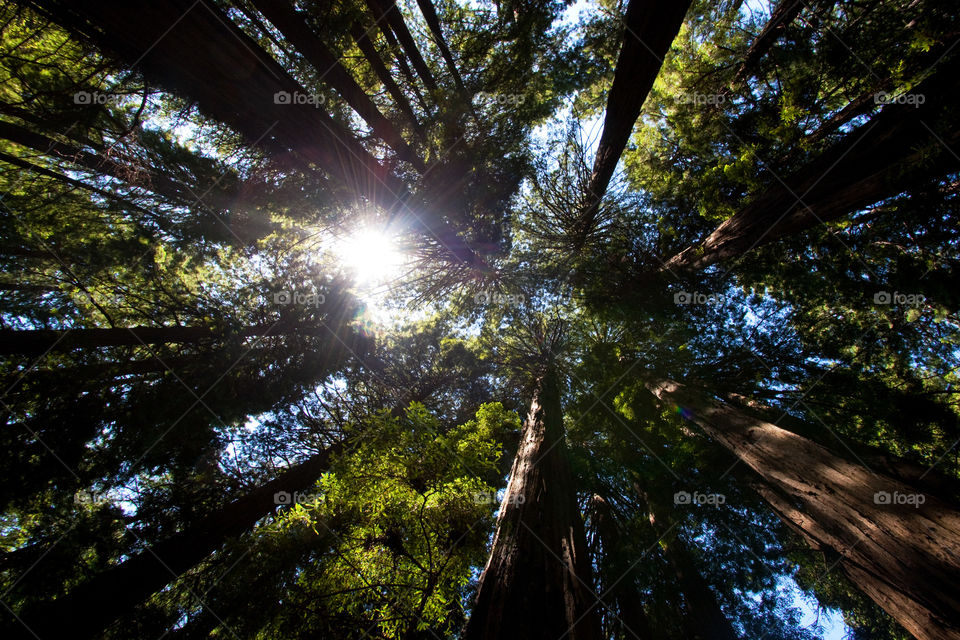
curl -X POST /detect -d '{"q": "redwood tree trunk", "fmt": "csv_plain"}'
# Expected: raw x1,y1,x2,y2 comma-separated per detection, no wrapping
578,0,692,244
12,443,343,640
27,0,484,264
646,379,960,640
661,64,960,274
365,0,438,92
414,0,466,93
464,371,602,640
250,0,424,170
733,0,807,83
350,21,424,126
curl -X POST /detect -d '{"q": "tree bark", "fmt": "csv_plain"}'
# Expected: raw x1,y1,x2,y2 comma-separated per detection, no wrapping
464,371,602,640
577,0,692,246
732,0,807,83
350,21,423,127
12,444,343,640
0,120,226,212
414,0,466,93
365,0,438,93
722,391,960,505
661,65,960,274
357,15,428,111
646,379,960,640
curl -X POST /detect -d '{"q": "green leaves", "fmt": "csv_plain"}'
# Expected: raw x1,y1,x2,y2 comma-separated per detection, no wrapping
258,402,515,638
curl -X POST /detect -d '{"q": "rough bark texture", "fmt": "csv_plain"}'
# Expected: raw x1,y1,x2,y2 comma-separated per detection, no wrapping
12,444,342,640
0,120,232,212
662,65,960,274
350,21,423,126
647,379,960,640
578,0,692,243
723,391,960,505
464,372,602,640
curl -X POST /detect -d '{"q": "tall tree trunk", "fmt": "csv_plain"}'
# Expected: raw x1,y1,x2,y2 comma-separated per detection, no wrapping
0,322,348,356
464,371,602,640
641,492,739,640
365,0,438,93
589,494,653,640
661,63,960,275
646,379,960,640
11,444,343,640
732,0,807,83
0,348,274,393
721,391,960,504
0,150,160,220
350,21,424,127
357,16,429,111
21,0,479,266
414,0,466,93
250,0,424,170
577,0,692,247
0,120,227,212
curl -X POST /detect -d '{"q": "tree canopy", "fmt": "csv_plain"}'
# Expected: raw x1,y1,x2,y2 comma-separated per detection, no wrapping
1,0,959,639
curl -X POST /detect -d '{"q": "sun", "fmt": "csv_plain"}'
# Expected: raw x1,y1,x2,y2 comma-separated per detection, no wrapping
335,225,406,288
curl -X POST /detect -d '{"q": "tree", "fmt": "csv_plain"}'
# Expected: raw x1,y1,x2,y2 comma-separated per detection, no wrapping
4,2,960,639
646,379,960,640
464,368,601,640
